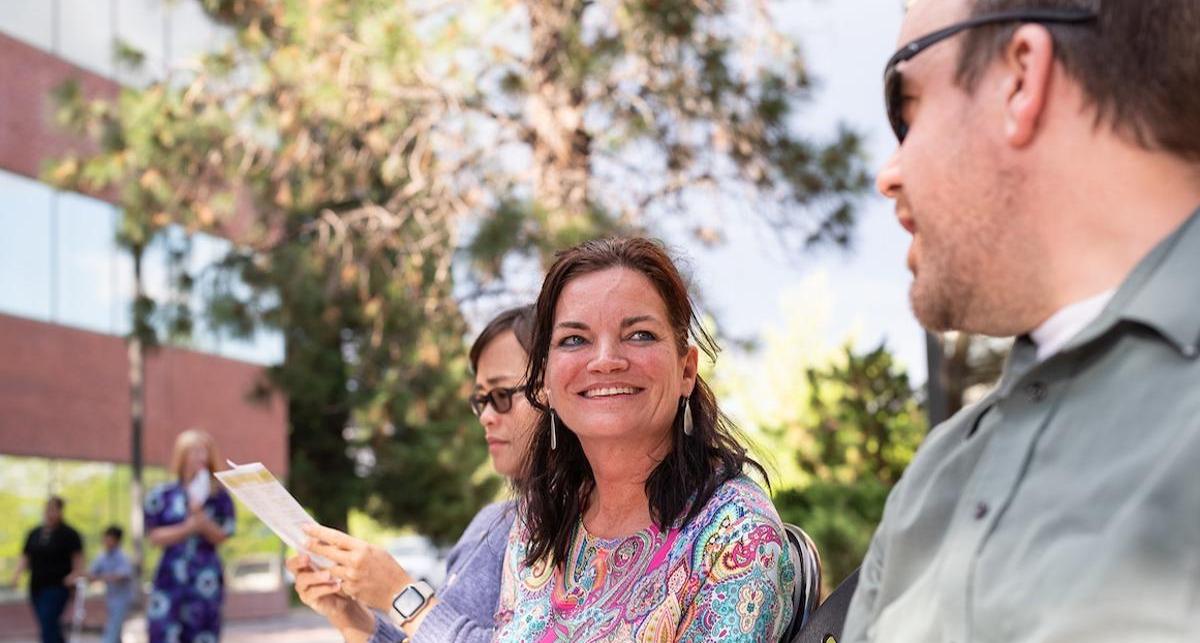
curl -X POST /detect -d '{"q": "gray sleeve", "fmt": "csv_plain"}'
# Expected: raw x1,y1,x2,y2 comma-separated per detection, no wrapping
368,601,496,643
409,601,494,643
369,612,406,643
841,522,886,643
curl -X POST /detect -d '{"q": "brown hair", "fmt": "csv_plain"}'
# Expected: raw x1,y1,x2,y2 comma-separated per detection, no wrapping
518,237,766,568
170,429,222,481
468,305,535,372
955,0,1200,161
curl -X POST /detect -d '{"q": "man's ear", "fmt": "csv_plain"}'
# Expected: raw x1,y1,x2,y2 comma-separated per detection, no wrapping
1002,24,1056,147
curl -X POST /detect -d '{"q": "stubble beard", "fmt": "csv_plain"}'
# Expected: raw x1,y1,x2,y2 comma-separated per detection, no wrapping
908,216,1042,338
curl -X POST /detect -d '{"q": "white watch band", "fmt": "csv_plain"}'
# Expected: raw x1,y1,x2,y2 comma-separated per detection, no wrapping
391,580,436,623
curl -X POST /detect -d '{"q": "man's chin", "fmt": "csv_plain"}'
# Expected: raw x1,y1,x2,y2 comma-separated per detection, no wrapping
912,290,1027,337
910,284,956,333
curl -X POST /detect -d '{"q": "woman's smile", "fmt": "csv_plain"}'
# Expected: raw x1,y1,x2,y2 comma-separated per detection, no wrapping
578,383,644,399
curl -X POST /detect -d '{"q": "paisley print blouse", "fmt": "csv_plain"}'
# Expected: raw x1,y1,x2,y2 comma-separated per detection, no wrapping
494,475,795,642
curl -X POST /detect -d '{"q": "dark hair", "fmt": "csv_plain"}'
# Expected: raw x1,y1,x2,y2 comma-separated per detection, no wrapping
47,496,64,510
104,525,124,541
518,237,766,568
469,305,536,372
954,0,1200,161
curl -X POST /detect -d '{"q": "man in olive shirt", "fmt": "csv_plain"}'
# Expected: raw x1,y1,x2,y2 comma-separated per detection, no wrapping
12,496,84,643
844,0,1200,641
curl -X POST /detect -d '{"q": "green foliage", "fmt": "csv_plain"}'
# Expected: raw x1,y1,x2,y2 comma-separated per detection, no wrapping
769,344,926,589
773,479,890,592
712,286,925,592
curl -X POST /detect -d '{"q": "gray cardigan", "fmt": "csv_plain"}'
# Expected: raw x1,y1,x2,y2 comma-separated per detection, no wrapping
369,501,515,643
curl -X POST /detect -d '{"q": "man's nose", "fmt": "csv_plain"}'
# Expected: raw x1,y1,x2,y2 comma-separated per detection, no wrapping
875,148,902,199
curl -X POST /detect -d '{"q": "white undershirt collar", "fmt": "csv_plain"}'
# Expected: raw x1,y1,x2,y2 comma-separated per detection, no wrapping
1030,288,1117,362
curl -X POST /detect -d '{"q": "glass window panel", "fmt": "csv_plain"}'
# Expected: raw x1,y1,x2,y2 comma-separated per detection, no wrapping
138,226,175,342
58,0,115,78
0,170,54,321
0,0,56,51
220,328,285,366
166,0,218,73
190,232,232,354
55,191,120,333
114,0,166,85
110,238,134,336
0,454,282,600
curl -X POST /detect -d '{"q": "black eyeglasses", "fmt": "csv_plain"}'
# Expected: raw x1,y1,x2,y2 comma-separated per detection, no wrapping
884,8,1097,143
469,385,526,417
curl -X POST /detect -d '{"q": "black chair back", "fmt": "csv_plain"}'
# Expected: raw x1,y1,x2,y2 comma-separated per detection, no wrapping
790,566,861,643
780,523,823,642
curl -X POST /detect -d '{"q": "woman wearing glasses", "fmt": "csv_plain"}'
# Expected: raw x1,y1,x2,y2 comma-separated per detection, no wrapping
287,305,537,642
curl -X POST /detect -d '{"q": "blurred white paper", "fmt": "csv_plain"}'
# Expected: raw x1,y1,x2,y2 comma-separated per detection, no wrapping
186,468,211,507
215,460,331,568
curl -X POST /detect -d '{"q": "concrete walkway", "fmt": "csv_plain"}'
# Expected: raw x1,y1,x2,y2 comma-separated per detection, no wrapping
3,609,342,643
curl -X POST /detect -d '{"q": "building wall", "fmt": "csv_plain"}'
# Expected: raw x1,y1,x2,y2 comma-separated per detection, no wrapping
0,2,292,632
0,313,287,473
0,33,118,185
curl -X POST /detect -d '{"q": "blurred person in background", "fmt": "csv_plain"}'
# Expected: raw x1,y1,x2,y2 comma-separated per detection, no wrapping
845,0,1200,640
290,305,538,642
11,495,83,643
84,525,135,643
145,429,235,642
494,237,796,641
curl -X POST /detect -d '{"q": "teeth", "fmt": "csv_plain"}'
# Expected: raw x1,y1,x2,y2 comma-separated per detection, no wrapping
584,387,636,398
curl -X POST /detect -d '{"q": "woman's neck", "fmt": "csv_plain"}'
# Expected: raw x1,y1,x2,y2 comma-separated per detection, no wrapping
579,432,670,539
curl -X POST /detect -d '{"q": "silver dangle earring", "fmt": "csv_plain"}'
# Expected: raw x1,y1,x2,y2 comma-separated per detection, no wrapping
682,395,694,436
549,409,558,450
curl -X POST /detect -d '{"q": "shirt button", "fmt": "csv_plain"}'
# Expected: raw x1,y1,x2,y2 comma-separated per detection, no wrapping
974,502,990,520
1026,381,1047,401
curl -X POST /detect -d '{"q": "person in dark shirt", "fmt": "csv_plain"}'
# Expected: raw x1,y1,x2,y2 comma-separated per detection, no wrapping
10,496,84,643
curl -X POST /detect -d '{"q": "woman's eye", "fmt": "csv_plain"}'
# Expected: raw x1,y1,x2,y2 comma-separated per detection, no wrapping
629,330,657,342
556,334,586,347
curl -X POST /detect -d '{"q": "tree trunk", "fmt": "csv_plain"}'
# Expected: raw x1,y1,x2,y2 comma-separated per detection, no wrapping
128,245,146,591
525,0,592,228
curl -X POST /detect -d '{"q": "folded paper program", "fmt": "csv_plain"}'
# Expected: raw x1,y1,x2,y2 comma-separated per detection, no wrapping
215,460,331,568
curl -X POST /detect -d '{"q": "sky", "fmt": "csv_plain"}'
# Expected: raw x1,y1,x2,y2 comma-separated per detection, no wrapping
682,0,926,381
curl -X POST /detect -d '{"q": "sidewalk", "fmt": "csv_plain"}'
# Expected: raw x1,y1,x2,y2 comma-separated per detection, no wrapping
34,609,341,643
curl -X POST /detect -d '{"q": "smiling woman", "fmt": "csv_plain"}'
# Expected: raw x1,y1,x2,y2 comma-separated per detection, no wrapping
496,237,796,642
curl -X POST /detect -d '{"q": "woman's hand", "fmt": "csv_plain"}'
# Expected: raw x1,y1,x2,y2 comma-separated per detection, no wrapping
303,524,413,612
285,554,374,640
148,517,199,548
188,506,229,546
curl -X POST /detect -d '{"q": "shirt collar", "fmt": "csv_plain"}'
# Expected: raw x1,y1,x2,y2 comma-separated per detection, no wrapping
1030,288,1116,362
1063,205,1200,359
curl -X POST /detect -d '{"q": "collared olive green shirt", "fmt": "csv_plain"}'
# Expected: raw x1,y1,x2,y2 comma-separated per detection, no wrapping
843,206,1200,643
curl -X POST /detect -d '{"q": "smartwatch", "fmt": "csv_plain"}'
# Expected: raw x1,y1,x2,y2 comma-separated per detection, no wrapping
391,580,436,623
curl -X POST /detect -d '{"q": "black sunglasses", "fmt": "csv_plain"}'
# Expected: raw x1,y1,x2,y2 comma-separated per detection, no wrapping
883,7,1098,143
469,385,526,417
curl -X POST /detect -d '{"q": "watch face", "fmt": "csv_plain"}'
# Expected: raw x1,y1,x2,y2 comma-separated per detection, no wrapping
393,585,426,617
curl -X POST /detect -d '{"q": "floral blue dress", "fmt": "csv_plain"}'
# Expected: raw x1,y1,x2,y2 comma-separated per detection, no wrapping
144,481,236,643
